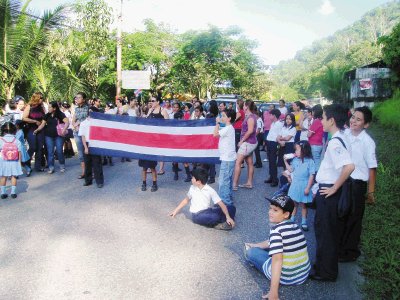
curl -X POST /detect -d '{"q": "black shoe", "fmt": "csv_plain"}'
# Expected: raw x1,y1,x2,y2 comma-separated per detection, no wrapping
173,173,178,181
11,194,17,199
83,182,92,186
126,158,131,162
177,167,182,172
184,176,192,182
264,178,272,183
102,160,108,166
97,184,104,188
207,178,215,184
151,184,158,192
109,160,114,166
270,181,278,187
309,273,336,282
141,184,147,191
121,158,125,162
1,194,8,199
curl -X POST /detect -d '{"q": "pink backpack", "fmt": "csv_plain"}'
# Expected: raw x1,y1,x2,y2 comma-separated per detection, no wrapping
1,138,19,161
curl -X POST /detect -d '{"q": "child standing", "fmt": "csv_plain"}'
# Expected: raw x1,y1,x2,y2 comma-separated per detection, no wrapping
0,122,23,198
244,194,310,299
170,168,236,230
214,109,237,215
265,109,283,187
284,141,315,231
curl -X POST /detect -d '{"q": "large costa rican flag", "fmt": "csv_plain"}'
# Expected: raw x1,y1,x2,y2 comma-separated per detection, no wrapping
88,112,220,164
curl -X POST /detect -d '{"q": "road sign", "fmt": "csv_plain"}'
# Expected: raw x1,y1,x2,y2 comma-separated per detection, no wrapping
122,70,151,89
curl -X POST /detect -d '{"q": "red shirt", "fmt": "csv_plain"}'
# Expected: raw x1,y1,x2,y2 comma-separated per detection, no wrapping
308,118,323,145
263,111,272,131
233,109,245,130
183,111,191,120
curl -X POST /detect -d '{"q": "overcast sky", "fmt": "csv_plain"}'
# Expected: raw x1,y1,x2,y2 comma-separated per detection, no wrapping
30,0,392,65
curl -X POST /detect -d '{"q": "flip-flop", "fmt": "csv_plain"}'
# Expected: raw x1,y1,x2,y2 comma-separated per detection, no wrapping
157,171,165,175
238,184,253,189
233,186,238,191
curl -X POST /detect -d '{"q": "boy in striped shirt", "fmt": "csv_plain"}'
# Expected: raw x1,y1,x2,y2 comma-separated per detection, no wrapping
244,195,310,300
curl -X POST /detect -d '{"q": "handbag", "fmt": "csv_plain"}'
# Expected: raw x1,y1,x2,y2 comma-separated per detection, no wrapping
332,137,354,218
56,119,66,136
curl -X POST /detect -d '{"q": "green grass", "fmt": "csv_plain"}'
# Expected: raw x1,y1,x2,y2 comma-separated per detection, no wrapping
360,104,400,299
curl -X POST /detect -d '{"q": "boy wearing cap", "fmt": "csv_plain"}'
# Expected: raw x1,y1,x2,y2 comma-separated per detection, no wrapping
169,168,236,230
310,104,355,282
244,195,310,300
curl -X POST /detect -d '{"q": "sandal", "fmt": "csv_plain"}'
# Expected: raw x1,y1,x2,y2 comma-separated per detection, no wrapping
78,175,85,179
157,171,165,175
233,186,238,191
238,184,253,189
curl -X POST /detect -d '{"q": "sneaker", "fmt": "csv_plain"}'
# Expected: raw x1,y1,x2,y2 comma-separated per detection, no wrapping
60,168,66,173
151,184,158,192
1,194,8,199
97,183,104,188
10,194,17,199
263,158,268,162
214,222,233,231
141,184,147,191
301,224,309,231
48,169,55,174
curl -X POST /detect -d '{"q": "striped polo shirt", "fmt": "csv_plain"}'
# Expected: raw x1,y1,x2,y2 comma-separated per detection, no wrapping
262,221,310,285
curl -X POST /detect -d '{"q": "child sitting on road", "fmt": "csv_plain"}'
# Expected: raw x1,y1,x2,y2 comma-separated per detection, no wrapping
170,168,236,230
244,194,310,300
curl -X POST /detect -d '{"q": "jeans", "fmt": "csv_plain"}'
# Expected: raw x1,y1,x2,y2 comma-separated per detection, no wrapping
27,129,45,171
218,160,235,206
245,247,269,274
45,136,65,169
192,204,236,227
73,132,84,162
311,145,323,171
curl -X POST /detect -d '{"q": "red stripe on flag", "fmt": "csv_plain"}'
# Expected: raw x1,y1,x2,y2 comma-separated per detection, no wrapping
90,126,219,150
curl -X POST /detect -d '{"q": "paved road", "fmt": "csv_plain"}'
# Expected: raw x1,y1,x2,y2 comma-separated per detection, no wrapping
0,154,363,299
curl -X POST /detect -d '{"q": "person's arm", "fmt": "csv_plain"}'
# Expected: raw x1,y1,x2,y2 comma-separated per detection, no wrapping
22,105,40,126
61,117,69,136
169,197,190,217
284,157,293,172
81,135,89,154
280,134,294,141
33,120,46,134
216,201,235,227
304,174,315,196
238,117,255,146
213,118,221,137
367,168,377,204
320,163,355,197
297,112,304,127
264,253,283,300
162,109,169,119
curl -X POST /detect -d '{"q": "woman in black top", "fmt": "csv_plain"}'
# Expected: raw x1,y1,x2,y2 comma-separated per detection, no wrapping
35,101,69,173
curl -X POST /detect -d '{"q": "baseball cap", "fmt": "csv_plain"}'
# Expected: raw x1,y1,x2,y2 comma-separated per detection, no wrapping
266,194,295,214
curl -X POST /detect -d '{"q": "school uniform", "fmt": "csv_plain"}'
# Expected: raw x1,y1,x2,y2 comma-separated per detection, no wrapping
338,129,377,261
313,131,352,281
266,120,283,183
254,118,264,167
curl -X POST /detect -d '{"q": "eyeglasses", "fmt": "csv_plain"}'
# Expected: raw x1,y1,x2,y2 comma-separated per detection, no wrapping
150,100,156,102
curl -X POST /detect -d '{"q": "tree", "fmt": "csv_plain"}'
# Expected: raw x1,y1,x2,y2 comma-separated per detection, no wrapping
0,0,66,101
379,21,400,81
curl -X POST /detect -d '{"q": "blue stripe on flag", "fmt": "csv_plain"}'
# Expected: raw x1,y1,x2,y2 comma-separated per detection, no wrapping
90,112,216,127
89,147,221,164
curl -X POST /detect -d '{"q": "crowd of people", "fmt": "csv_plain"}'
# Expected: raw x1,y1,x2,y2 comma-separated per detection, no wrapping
0,92,377,299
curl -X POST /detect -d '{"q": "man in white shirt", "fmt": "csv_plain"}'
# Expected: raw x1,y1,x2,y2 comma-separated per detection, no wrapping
170,168,236,230
265,109,283,186
339,106,377,262
310,104,355,282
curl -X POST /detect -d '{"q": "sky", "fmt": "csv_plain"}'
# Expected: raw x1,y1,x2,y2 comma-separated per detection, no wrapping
30,0,392,65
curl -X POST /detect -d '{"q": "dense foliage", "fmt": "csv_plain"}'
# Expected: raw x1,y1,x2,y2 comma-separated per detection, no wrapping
271,1,400,101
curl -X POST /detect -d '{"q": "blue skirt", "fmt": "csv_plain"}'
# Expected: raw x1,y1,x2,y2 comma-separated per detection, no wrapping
288,179,313,203
0,160,23,177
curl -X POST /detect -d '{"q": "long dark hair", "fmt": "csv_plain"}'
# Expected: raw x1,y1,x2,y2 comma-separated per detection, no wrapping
296,140,313,162
49,101,64,121
245,100,256,114
1,122,17,135
284,113,296,129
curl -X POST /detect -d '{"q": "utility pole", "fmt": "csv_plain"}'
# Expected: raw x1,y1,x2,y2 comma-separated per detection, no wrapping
116,0,123,100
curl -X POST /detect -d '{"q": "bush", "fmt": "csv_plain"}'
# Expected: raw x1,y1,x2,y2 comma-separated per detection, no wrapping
360,122,400,299
373,90,400,129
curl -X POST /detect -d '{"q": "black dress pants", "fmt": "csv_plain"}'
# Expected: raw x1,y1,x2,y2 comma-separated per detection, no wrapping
84,152,104,185
338,179,367,260
266,141,278,183
314,184,341,280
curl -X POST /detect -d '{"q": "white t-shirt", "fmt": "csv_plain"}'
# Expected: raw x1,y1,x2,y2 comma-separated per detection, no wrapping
300,119,310,141
316,131,353,184
63,110,73,129
127,108,137,117
345,129,377,181
267,121,284,142
279,126,296,143
78,119,91,143
218,125,236,161
187,184,221,213
279,106,288,116
256,118,264,133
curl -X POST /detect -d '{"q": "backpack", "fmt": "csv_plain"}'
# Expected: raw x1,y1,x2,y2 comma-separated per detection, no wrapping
1,138,19,161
